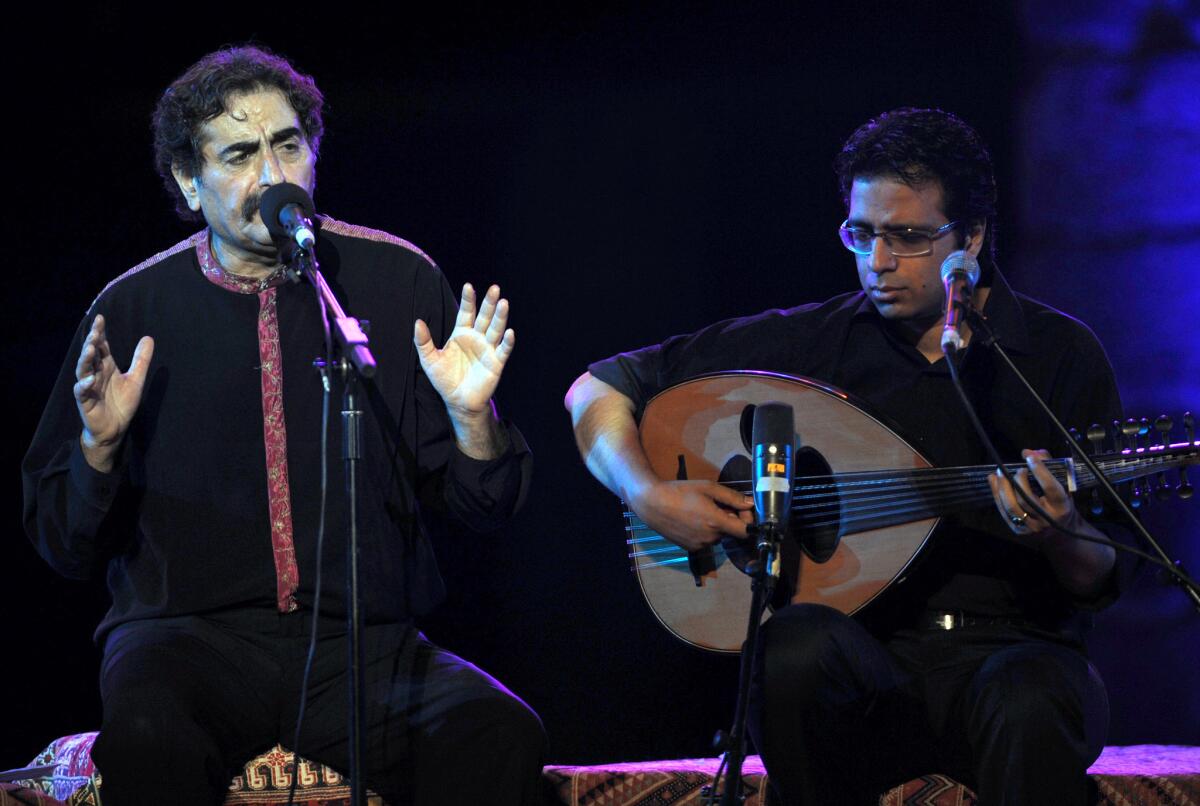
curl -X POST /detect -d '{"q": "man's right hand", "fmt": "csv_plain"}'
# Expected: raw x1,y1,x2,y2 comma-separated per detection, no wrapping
566,370,754,553
74,314,155,473
627,479,754,553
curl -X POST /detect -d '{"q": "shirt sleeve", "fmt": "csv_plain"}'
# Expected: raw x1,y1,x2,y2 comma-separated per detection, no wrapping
411,264,532,532
22,309,128,580
587,305,828,420
1047,315,1144,610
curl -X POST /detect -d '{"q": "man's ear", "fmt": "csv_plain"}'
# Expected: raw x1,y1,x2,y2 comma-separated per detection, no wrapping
171,164,202,212
964,220,986,258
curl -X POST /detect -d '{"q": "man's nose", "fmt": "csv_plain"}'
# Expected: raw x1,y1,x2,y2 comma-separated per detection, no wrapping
259,149,285,186
868,234,896,272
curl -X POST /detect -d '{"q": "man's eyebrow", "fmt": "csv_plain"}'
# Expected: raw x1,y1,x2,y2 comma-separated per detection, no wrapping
217,140,260,159
215,128,303,159
845,218,934,231
269,127,302,146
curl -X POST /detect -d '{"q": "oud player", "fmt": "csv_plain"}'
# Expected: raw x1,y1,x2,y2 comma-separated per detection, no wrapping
565,108,1132,805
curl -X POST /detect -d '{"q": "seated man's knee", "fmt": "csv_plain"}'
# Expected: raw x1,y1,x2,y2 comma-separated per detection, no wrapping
760,604,880,689
968,643,1107,759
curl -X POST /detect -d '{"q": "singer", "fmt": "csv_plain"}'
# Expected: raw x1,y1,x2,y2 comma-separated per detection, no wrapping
565,108,1131,804
22,46,544,805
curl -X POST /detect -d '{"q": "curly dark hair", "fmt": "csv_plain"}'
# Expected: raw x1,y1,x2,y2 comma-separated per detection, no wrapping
152,45,325,221
835,107,998,266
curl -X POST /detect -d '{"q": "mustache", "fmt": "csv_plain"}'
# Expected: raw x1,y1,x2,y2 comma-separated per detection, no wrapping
243,192,262,222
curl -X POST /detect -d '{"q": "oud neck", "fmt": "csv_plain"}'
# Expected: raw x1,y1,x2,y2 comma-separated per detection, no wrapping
817,443,1197,538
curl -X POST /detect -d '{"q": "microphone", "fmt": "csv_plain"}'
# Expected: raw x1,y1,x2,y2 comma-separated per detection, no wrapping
940,250,982,357
260,183,317,252
751,402,795,534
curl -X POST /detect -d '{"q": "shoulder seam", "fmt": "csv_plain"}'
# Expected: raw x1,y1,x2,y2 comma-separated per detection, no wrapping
318,215,436,268
92,231,206,309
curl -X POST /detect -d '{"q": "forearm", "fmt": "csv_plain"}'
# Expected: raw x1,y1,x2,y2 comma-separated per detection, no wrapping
22,437,119,579
1041,516,1117,600
565,372,658,504
447,401,510,460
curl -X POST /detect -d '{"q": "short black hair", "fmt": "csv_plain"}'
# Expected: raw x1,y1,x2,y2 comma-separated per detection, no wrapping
835,107,998,267
152,45,325,221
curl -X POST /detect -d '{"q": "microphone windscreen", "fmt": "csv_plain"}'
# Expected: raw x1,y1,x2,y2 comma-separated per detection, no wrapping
751,402,794,449
260,183,315,239
939,250,981,287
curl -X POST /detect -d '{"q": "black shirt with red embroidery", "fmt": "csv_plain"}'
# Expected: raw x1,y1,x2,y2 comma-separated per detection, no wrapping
23,219,531,642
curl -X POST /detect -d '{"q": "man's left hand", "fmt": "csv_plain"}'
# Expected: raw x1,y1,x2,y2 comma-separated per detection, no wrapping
987,448,1117,598
987,449,1083,545
415,283,514,457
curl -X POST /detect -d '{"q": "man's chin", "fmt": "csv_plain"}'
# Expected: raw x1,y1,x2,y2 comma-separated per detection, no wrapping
245,223,280,253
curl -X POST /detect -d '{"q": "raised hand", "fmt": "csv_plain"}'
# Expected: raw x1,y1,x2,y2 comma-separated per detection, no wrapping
414,283,515,418
74,315,155,472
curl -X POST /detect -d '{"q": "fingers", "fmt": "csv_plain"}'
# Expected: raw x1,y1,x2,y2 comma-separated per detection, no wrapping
484,297,509,345
472,285,510,347
495,328,516,365
455,283,477,329
73,373,98,407
990,467,1031,533
1022,449,1067,505
709,483,756,511
457,284,510,341
413,319,437,362
127,336,155,386
989,449,1068,536
75,315,105,382
473,284,499,332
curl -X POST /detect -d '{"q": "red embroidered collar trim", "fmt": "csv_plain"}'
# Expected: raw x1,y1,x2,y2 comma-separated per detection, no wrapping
195,231,290,294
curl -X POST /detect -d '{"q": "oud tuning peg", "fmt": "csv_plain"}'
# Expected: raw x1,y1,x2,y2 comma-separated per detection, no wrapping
1180,412,1196,500
1121,419,1144,505
1155,415,1173,447
1122,418,1141,451
1087,423,1106,455
1154,415,1174,500
1137,418,1155,502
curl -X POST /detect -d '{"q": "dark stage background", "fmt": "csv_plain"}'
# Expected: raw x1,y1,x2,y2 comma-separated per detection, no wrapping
5,2,1198,771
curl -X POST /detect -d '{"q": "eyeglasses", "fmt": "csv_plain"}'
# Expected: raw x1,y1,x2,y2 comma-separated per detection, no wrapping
838,220,960,257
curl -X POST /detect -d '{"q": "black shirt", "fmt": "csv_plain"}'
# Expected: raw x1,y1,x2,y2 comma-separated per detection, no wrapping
23,220,531,641
589,269,1125,638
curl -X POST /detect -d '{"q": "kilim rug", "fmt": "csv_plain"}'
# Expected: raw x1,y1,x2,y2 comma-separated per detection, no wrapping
546,746,1200,806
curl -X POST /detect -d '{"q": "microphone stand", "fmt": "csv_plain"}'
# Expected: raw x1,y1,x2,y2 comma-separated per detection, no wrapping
963,306,1200,611
709,522,782,806
286,244,377,806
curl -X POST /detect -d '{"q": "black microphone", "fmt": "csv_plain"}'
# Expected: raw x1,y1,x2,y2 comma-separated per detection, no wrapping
260,182,317,252
940,250,981,357
751,402,795,533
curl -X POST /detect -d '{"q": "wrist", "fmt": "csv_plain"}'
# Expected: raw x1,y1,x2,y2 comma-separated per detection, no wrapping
623,475,662,512
448,404,507,460
79,432,120,474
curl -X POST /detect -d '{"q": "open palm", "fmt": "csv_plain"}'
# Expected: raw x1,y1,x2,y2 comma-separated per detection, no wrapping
414,284,515,416
74,315,155,463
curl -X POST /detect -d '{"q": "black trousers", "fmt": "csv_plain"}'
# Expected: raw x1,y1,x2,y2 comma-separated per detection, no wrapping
747,604,1108,806
91,608,546,806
